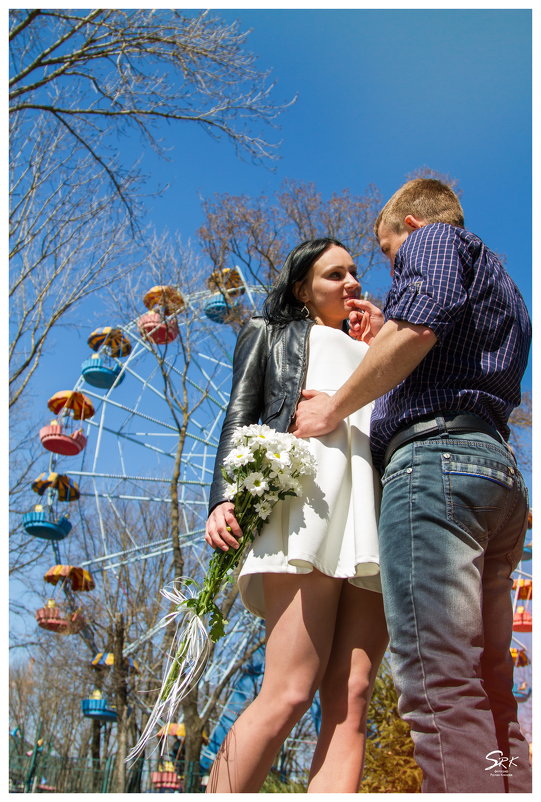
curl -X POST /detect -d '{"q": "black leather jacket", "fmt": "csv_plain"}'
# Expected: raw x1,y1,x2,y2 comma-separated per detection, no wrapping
208,316,314,513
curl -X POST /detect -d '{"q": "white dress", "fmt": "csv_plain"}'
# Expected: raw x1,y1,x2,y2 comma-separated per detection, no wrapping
237,324,381,618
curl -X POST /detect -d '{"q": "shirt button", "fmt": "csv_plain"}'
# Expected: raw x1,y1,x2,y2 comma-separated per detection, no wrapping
406,467,413,473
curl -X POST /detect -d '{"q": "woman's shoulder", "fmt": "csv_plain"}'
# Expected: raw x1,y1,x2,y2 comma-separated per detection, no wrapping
237,316,268,341
243,315,267,330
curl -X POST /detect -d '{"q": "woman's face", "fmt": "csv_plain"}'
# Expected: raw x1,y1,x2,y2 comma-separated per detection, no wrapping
294,245,360,328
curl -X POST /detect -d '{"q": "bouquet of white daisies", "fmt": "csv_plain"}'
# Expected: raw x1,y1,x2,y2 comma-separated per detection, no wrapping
127,424,316,761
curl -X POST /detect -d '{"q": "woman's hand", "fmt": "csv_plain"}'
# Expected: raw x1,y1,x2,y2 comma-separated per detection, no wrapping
346,298,384,344
205,501,243,551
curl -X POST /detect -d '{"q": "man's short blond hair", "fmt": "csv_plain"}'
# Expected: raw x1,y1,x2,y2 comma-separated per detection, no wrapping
374,178,465,238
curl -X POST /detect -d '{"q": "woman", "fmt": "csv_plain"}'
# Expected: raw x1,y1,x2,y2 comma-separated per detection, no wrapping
205,238,387,793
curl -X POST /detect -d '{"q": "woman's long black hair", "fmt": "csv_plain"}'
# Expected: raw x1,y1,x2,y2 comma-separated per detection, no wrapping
263,237,349,325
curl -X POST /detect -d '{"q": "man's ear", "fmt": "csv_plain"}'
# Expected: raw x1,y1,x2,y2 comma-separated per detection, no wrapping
404,214,425,231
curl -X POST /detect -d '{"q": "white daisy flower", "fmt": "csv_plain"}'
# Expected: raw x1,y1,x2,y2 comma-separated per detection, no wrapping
233,423,274,446
224,447,254,468
242,472,269,496
255,498,274,519
223,483,237,501
265,449,291,469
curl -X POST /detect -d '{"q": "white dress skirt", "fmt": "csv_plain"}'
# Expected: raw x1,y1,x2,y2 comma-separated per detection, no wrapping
237,324,381,618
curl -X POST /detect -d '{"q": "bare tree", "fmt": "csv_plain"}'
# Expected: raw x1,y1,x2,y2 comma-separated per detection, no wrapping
9,499,177,792
9,9,291,167
199,179,382,289
9,7,293,636
9,227,267,790
9,8,292,411
9,120,140,409
406,165,463,195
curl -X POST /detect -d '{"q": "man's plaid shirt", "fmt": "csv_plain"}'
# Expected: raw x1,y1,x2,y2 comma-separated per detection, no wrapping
370,223,531,469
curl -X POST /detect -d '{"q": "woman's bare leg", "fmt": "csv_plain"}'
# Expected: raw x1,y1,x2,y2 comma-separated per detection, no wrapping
307,584,388,792
206,569,343,793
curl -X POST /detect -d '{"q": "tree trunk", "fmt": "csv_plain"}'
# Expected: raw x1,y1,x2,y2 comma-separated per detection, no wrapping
110,613,128,793
182,688,204,793
91,720,101,792
169,425,188,579
159,421,190,661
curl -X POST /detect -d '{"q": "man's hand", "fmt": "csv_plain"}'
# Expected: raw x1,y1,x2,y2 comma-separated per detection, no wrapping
347,298,384,344
288,389,341,438
205,501,243,551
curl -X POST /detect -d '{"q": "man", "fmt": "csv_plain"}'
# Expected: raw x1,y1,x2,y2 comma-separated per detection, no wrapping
291,179,531,792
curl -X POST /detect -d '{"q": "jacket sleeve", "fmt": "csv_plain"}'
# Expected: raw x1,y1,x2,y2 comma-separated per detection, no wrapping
208,318,268,514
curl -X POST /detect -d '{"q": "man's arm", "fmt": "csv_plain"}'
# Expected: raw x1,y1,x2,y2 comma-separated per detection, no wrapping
289,319,437,438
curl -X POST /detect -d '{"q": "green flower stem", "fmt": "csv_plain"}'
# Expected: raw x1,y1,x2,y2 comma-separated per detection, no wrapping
160,640,189,701
161,503,261,698
191,502,260,617
151,429,316,709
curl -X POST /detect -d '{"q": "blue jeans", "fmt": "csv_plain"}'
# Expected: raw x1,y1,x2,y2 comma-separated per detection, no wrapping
378,432,530,792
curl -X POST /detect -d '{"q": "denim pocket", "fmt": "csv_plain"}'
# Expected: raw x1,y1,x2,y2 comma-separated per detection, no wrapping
381,445,413,488
441,452,516,545
381,465,413,488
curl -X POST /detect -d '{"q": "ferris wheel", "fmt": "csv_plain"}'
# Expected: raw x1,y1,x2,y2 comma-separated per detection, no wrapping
21,268,279,771
26,269,261,572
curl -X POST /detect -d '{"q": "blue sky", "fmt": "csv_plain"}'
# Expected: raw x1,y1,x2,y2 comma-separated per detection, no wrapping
136,7,532,343
15,7,532,393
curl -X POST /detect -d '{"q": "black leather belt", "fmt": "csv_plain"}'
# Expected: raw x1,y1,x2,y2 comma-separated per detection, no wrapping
383,413,504,467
